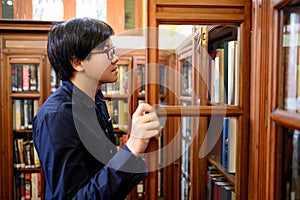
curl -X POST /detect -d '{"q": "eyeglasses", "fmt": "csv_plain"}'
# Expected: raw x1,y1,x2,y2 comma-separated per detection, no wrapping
89,46,117,61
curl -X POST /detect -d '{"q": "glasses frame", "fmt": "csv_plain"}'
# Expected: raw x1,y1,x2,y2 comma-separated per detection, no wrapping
89,46,116,61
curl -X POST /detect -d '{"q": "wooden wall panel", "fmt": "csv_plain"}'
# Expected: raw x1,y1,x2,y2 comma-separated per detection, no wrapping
154,0,245,7
107,0,125,34
63,0,76,20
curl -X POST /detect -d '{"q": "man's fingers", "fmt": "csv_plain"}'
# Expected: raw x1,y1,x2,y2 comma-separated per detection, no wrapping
132,103,155,118
134,112,158,124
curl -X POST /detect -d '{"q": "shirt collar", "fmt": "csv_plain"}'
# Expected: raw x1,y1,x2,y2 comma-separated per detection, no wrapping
62,81,104,108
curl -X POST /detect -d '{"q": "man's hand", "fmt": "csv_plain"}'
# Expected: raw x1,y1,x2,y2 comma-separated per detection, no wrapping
126,103,161,156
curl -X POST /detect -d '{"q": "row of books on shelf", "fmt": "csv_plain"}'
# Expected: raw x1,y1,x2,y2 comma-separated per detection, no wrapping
209,40,239,105
115,133,128,151
12,64,39,92
50,68,62,93
14,138,40,169
12,99,39,130
14,173,42,200
101,64,167,96
206,166,235,200
101,65,129,95
221,118,237,173
106,99,129,131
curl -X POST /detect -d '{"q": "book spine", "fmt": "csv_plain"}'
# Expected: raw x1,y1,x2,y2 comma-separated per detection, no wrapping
24,173,31,200
29,64,38,91
12,65,18,92
22,65,30,91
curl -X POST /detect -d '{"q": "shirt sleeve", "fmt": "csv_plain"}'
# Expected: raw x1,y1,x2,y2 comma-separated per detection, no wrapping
73,145,148,200
33,110,148,200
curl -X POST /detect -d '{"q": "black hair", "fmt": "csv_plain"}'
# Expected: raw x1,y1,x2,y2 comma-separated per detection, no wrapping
47,17,115,81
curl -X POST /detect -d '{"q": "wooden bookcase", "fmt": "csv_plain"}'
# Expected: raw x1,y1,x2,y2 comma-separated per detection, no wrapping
0,20,52,200
1,0,299,199
146,0,251,200
0,20,174,200
247,0,300,199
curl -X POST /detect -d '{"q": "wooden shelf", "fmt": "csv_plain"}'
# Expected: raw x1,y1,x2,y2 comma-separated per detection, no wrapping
207,156,236,186
11,92,40,98
270,108,300,130
104,94,130,99
14,167,42,173
155,105,242,117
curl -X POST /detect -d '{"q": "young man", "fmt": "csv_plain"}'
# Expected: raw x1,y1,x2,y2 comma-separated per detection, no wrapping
32,17,161,199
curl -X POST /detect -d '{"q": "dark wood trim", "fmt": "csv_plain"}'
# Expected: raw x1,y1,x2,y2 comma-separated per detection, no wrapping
270,109,300,130
155,105,243,117
63,0,76,20
0,20,54,32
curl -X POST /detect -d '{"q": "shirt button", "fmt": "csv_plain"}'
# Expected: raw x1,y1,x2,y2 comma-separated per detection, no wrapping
110,150,113,154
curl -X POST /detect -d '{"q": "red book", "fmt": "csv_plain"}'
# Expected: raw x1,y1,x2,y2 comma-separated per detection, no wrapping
22,65,30,91
122,134,128,146
24,173,31,200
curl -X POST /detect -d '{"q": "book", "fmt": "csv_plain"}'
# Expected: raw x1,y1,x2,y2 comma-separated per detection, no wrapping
31,173,38,199
24,173,31,200
14,139,21,168
227,118,237,173
22,64,30,91
206,170,222,200
17,138,25,168
11,64,18,92
297,46,300,113
50,67,59,92
29,64,38,91
23,139,35,168
224,185,234,200
23,99,29,129
227,41,238,105
214,53,220,102
14,99,22,130
112,100,119,129
210,58,215,102
118,100,125,130
221,118,229,168
223,41,229,104
211,176,226,200
214,181,231,200
17,65,23,92
19,173,26,200
218,48,225,103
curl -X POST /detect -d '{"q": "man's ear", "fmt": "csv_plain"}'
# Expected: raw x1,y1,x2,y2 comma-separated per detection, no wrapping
71,57,84,72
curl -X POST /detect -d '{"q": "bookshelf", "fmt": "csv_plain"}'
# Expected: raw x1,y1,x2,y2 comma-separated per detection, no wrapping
265,1,300,200
0,22,52,200
2,0,299,199
147,0,251,200
0,19,174,198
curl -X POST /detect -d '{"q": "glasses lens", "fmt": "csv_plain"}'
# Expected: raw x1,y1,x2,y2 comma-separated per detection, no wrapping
109,48,116,60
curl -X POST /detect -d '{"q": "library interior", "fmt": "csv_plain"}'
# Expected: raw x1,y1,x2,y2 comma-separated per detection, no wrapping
0,0,300,200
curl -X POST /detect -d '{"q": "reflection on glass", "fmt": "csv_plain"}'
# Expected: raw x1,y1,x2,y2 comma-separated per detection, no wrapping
181,57,193,97
158,24,240,105
281,128,300,200
76,0,106,20
281,4,300,112
2,0,14,19
32,0,63,21
181,102,191,200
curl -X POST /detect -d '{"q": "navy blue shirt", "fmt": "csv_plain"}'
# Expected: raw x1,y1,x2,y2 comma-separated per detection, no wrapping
32,81,147,200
